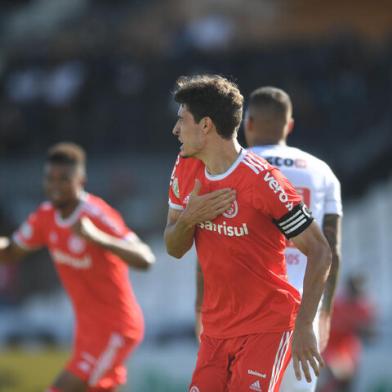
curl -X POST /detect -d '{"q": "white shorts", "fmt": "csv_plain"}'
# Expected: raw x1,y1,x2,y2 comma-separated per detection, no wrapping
280,312,320,392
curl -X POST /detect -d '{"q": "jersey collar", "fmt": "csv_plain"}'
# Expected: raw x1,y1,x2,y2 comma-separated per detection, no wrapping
204,148,246,181
54,191,88,227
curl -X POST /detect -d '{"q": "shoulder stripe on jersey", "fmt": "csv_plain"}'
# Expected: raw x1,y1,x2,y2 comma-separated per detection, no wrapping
245,154,269,171
242,159,260,174
244,157,265,173
244,155,265,171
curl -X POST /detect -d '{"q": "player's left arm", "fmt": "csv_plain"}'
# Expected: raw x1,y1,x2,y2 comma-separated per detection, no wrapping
195,259,204,341
319,213,342,351
74,216,155,270
290,221,332,382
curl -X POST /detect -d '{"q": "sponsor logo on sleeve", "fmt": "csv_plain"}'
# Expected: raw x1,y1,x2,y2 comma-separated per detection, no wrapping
263,172,293,211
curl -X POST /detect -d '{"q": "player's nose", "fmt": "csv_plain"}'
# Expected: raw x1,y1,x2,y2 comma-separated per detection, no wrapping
172,123,180,136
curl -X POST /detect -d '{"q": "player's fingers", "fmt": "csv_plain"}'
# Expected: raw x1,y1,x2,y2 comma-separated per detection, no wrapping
292,356,302,381
300,356,312,383
312,349,325,368
306,353,320,377
213,198,235,214
190,179,202,196
211,194,236,209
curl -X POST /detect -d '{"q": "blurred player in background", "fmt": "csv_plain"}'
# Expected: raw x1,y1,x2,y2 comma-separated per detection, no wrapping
0,143,155,392
194,86,342,392
165,75,332,392
320,274,376,392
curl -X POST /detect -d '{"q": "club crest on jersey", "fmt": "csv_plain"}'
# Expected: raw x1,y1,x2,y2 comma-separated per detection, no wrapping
172,177,180,198
223,200,238,218
190,387,200,392
68,235,86,254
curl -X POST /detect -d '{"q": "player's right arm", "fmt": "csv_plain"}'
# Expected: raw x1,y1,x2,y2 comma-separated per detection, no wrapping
164,179,236,259
0,237,33,263
0,209,45,263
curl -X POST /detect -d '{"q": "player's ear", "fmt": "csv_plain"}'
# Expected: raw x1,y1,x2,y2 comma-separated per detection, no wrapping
287,118,294,135
244,113,254,132
201,117,213,134
244,109,255,132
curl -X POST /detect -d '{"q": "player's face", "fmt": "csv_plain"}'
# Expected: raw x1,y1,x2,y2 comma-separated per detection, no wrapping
172,105,206,158
43,164,84,209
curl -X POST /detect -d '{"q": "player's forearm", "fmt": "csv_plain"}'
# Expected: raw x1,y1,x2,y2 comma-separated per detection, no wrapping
320,252,340,314
93,233,155,270
164,214,196,259
320,214,342,314
296,242,331,326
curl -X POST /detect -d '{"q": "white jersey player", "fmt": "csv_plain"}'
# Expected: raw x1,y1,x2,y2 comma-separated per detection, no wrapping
245,87,342,392
249,144,342,293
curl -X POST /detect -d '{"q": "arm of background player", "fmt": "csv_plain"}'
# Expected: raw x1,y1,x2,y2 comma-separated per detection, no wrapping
319,213,342,351
290,221,332,382
195,259,204,341
74,217,155,270
164,179,236,259
0,237,32,263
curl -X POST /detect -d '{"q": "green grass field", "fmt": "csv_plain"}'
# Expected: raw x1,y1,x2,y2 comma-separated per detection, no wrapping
0,348,69,392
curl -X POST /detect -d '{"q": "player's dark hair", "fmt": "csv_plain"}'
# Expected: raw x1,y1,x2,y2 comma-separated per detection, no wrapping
47,142,86,169
173,74,244,140
248,87,292,121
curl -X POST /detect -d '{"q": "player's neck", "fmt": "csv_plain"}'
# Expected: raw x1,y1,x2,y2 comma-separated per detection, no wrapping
202,139,243,176
57,198,81,219
252,138,287,147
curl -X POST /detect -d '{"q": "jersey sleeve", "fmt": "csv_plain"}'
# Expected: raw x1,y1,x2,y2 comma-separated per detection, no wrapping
324,166,343,216
253,167,314,239
168,154,184,211
12,209,47,250
85,206,136,242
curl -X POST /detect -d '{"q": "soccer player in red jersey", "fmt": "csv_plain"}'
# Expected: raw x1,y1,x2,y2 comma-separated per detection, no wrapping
164,75,332,392
0,143,155,392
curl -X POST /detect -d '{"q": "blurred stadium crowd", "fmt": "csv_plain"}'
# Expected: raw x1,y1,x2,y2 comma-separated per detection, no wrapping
0,1,391,391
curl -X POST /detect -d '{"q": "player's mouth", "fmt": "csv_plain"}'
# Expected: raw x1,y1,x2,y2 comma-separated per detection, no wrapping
48,190,63,202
